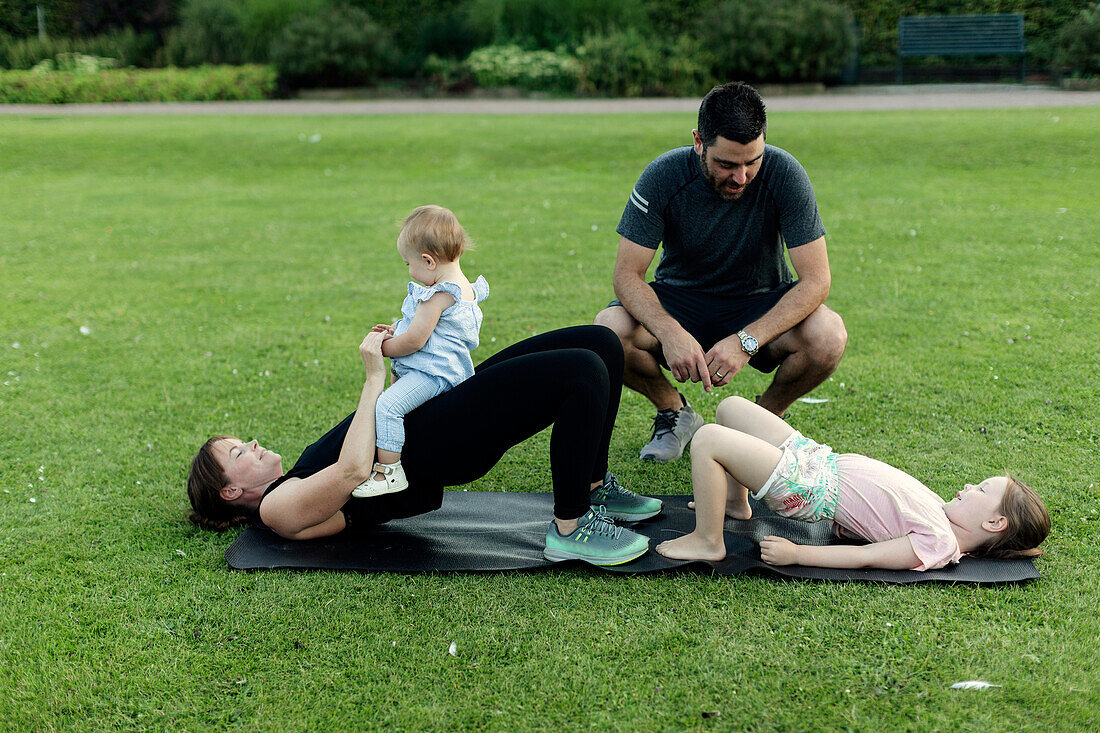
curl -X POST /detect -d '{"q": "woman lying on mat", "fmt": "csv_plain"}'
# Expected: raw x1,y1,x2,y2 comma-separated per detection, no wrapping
187,325,661,566
656,396,1050,570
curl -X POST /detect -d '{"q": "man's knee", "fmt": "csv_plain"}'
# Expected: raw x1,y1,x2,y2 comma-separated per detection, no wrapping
594,305,632,340
803,307,847,370
594,305,655,353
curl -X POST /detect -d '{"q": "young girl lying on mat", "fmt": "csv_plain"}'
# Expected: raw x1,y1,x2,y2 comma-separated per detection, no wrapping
656,396,1050,570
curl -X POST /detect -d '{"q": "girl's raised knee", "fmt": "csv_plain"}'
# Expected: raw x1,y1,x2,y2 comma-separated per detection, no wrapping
716,395,753,426
689,423,726,456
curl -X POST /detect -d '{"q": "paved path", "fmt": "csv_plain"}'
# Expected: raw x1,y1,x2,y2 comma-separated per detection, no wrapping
2,84,1098,116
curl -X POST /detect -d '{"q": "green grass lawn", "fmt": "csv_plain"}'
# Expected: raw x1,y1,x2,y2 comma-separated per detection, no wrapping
1,107,1097,730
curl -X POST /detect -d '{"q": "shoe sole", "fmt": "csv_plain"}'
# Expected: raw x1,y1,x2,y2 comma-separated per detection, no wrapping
640,452,681,463
350,484,408,499
595,506,663,522
543,545,649,566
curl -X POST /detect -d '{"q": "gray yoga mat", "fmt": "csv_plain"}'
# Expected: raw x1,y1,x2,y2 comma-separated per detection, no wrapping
225,492,1040,584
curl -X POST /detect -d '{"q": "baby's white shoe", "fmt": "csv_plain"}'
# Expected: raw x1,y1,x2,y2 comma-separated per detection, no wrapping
351,460,409,498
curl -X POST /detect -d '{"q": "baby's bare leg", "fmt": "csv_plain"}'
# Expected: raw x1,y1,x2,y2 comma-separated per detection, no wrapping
658,424,783,561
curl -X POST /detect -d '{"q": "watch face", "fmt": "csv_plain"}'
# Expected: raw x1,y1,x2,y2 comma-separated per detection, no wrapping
741,333,758,353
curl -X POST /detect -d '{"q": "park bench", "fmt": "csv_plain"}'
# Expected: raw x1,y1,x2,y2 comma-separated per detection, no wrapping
897,13,1026,83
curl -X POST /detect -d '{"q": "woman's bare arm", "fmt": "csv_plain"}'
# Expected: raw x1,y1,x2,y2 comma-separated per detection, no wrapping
259,332,387,539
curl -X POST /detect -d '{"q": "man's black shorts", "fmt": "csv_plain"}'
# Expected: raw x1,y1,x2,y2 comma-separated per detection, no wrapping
609,281,796,373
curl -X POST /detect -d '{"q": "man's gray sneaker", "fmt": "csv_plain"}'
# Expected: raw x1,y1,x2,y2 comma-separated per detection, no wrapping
590,471,663,521
640,399,704,462
543,506,650,566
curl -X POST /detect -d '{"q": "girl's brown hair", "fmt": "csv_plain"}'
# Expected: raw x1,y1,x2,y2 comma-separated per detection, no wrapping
186,436,253,532
976,473,1051,559
397,205,470,262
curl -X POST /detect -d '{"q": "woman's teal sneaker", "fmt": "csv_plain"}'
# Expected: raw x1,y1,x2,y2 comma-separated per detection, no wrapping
589,472,663,521
543,506,650,566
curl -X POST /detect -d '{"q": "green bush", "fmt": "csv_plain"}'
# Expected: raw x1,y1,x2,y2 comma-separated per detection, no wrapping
697,0,855,84
84,27,159,67
576,28,710,97
0,27,158,69
413,8,492,62
0,64,277,103
163,0,248,67
421,53,475,90
269,6,395,87
1,34,80,69
465,44,581,92
31,53,118,74
343,0,468,48
1054,2,1100,77
465,0,651,49
238,0,329,62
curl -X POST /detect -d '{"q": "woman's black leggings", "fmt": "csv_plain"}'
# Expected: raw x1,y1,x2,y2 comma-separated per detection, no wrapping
367,325,624,523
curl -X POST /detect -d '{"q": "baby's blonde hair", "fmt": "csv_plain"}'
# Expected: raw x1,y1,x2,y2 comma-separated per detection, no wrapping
398,205,470,263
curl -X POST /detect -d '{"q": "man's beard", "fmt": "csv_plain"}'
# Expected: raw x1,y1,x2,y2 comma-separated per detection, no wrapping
700,152,747,201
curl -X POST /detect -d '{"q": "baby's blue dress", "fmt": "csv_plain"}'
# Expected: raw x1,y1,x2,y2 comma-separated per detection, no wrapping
391,276,489,387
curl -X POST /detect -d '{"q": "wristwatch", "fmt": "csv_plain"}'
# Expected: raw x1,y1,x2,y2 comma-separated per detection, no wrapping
736,329,759,356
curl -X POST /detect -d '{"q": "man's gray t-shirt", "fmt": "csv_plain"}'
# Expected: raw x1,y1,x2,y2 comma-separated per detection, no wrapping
616,144,826,297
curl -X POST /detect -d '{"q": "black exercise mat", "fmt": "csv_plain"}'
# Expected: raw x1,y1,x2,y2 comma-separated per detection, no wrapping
226,492,1039,584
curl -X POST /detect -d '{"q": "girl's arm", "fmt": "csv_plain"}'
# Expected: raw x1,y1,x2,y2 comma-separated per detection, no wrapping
258,332,388,540
759,535,920,570
381,292,455,358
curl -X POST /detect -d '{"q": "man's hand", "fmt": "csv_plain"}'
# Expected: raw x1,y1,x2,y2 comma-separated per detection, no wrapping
661,328,713,391
759,535,800,565
704,335,752,388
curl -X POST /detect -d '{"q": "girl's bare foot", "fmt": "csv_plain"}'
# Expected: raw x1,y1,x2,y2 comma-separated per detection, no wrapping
687,497,752,521
656,532,727,561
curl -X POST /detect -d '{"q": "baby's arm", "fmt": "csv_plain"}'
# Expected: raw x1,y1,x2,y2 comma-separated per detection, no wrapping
759,535,920,570
381,291,455,358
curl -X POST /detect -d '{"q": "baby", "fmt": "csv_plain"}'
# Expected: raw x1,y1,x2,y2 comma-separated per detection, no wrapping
657,396,1050,570
352,205,488,497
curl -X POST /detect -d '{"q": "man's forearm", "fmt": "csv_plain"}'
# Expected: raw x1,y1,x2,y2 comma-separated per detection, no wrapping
743,277,829,345
614,272,681,341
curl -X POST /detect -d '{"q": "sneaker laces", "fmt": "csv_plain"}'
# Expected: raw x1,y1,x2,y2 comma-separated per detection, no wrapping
581,505,622,539
600,473,636,499
649,409,678,439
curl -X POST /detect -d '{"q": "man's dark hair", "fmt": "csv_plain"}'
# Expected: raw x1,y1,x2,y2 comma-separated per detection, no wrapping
697,82,767,148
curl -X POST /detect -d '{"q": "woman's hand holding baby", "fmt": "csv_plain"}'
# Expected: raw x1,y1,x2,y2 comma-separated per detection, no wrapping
359,331,388,383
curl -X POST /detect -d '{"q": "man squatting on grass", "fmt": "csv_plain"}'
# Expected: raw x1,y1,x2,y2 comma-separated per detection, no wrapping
595,82,847,462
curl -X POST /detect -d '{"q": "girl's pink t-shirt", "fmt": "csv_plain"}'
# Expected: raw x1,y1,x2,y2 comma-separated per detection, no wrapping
833,454,963,571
